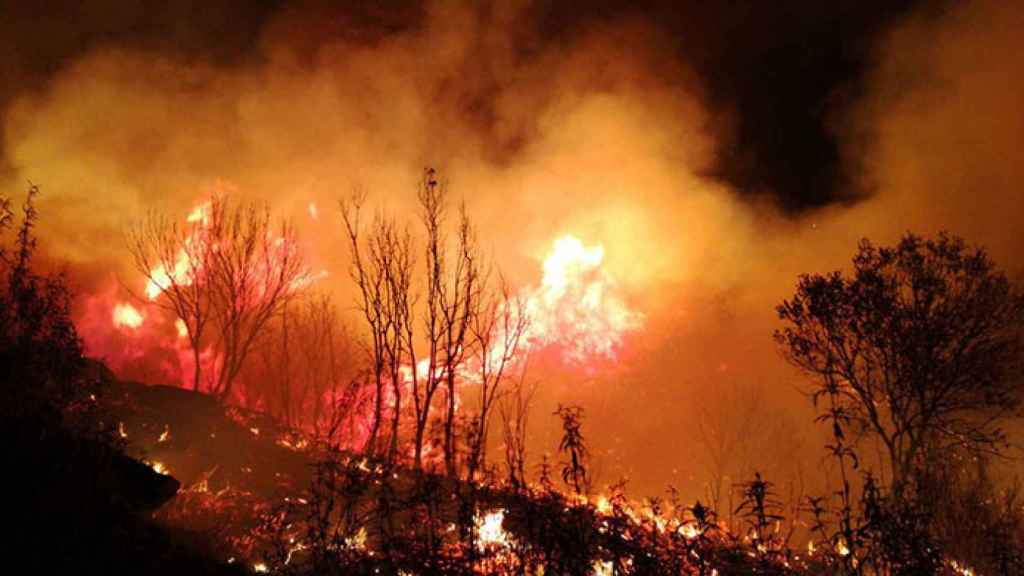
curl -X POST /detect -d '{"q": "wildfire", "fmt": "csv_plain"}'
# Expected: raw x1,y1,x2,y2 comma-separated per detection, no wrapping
112,303,144,329
520,234,641,363
149,461,170,475
144,201,212,299
174,319,188,338
475,509,510,551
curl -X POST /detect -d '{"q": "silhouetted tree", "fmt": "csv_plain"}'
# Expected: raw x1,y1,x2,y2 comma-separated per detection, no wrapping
128,203,215,392
130,196,311,401
1,185,85,409
244,293,361,438
341,189,412,461
341,169,517,474
776,232,1024,492
556,404,589,496
499,364,535,490
466,279,529,483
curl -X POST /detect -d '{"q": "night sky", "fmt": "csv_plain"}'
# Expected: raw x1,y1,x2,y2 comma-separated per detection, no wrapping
1,0,932,210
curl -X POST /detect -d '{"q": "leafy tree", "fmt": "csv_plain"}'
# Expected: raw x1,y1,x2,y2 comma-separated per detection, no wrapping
0,185,85,410
775,232,1024,491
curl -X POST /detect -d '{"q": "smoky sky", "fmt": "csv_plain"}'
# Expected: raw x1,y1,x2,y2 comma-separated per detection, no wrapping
1,0,929,212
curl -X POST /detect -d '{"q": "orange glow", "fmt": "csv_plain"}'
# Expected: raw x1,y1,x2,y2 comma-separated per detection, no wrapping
475,509,510,551
112,302,144,329
520,234,642,363
175,319,188,338
145,202,212,299
149,461,170,475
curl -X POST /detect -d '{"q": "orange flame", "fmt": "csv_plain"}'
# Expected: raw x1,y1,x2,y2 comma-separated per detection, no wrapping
520,234,641,363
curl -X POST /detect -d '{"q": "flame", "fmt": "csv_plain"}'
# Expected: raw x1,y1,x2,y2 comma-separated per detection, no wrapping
144,201,212,299
593,560,614,576
112,302,144,329
174,319,188,338
145,251,192,299
520,234,642,363
149,461,170,475
475,509,510,550
346,527,367,551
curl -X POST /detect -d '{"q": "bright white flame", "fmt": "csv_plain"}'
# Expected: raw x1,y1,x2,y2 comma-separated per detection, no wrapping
112,303,145,329
475,509,509,550
520,234,642,363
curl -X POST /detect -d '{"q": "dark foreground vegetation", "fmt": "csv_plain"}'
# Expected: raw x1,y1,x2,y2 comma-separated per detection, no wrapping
3,188,244,574
4,183,1024,575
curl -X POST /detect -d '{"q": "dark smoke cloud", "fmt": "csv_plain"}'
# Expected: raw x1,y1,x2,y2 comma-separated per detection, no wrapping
2,0,926,209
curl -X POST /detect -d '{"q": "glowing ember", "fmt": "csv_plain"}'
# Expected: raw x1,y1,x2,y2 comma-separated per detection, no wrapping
112,303,144,329
158,425,171,443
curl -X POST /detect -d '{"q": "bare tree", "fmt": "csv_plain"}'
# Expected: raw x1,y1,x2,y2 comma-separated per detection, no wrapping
341,191,414,462
499,361,536,490
204,197,311,401
340,170,516,474
128,205,214,391
244,294,358,434
466,281,530,482
776,232,1024,492
412,171,482,475
690,379,806,514
129,196,310,401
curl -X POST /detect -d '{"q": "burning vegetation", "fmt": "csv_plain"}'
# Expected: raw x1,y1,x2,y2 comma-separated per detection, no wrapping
3,6,1024,574
4,169,1024,575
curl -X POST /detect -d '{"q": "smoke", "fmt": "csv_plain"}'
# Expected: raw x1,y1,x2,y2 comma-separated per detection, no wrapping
1,0,1021,497
838,0,1024,271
